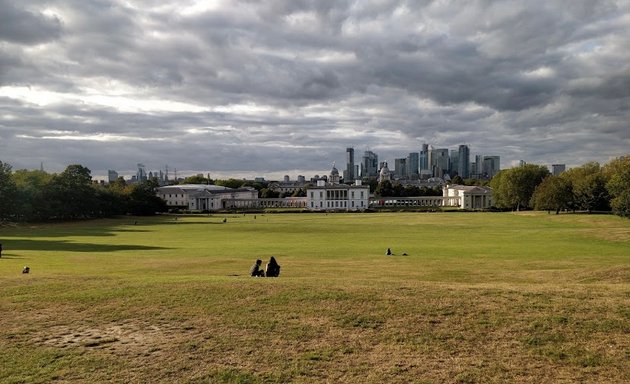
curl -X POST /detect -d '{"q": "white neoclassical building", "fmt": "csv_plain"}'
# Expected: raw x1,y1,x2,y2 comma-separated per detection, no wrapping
443,184,493,209
157,184,258,211
306,165,370,211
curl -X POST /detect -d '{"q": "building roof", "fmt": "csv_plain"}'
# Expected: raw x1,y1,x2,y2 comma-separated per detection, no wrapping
158,184,256,195
307,184,369,190
447,184,492,194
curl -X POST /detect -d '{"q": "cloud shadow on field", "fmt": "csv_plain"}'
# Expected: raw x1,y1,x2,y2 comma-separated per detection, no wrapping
3,239,171,253
0,254,25,259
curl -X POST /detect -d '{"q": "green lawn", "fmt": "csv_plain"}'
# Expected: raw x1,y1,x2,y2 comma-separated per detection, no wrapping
0,212,628,383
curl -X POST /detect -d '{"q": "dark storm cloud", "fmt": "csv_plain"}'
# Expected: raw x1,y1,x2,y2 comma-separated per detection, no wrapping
1,0,629,178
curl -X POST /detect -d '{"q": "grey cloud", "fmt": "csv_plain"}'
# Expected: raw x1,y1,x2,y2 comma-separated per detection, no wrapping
0,1,62,44
1,0,629,177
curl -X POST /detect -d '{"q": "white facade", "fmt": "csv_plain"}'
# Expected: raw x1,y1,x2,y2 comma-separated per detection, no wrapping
307,180,369,211
157,184,258,211
443,185,493,209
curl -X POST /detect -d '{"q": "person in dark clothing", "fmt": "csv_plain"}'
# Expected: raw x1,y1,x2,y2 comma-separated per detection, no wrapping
386,248,392,255
250,259,265,277
0,243,3,258
265,256,281,277
22,266,30,274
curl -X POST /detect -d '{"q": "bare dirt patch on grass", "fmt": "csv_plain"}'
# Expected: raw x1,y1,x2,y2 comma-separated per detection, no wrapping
35,322,175,355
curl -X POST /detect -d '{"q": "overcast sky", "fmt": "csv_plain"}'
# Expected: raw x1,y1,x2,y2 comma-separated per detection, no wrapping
1,0,629,180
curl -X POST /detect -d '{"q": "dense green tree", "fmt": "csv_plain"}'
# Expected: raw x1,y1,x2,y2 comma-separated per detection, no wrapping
451,175,464,185
291,188,306,197
182,175,213,185
127,179,167,215
603,156,630,217
11,169,53,221
402,185,421,197
365,178,379,193
215,178,245,189
375,180,394,197
43,164,97,219
242,181,267,191
0,161,18,220
531,176,573,214
490,164,550,210
392,182,405,197
561,162,609,212
259,188,280,198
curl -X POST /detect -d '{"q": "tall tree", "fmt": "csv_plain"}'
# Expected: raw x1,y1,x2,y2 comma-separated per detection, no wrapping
603,156,630,217
561,162,609,212
127,179,167,215
0,161,18,220
11,169,53,221
531,175,573,214
44,164,97,219
490,164,550,210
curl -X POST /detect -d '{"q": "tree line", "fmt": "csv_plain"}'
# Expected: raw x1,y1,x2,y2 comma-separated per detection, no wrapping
490,156,630,217
0,162,166,222
1,155,628,221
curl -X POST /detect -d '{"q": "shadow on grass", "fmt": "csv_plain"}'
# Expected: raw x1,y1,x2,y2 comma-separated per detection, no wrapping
0,217,178,238
0,254,26,259
4,239,171,253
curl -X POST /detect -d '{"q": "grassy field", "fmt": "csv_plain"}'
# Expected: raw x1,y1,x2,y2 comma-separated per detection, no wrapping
0,212,628,383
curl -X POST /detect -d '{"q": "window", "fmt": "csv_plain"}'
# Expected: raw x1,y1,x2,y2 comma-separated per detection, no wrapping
351,191,355,199
360,191,364,198
320,191,323,198
310,192,314,198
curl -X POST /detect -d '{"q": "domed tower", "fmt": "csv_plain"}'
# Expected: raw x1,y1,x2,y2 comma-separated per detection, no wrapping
378,162,391,182
329,163,341,185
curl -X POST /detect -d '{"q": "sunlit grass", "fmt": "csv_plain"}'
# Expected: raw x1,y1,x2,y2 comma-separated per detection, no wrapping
0,212,628,383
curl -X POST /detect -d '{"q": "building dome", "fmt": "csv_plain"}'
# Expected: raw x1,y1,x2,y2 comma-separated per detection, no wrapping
329,162,340,184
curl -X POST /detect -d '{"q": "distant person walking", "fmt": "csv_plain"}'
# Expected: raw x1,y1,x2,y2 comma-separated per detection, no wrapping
265,256,281,277
386,248,392,256
0,243,3,258
250,259,265,277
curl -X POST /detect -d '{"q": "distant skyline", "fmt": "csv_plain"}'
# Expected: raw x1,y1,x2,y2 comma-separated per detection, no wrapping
1,1,629,180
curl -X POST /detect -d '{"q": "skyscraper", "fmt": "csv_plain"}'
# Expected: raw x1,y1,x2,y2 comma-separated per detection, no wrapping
394,158,407,178
450,150,459,177
344,147,355,181
136,163,146,182
420,144,429,171
458,145,470,178
108,170,118,183
407,152,419,179
483,156,501,178
433,148,449,178
362,150,379,178
552,164,566,176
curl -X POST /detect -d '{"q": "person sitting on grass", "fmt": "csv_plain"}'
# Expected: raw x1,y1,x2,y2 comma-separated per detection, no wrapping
265,256,281,277
250,259,265,277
